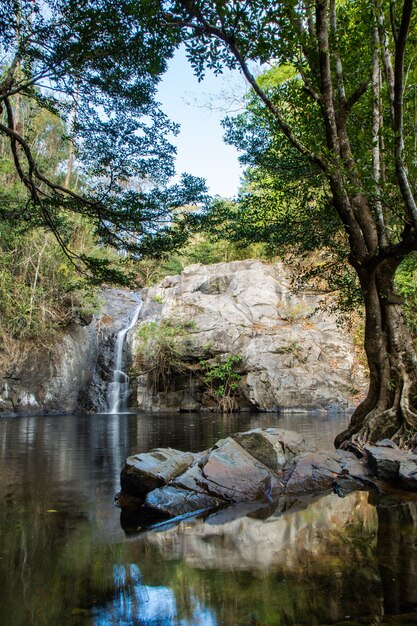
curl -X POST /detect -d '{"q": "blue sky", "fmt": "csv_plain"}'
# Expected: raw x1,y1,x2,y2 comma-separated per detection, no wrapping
157,48,246,198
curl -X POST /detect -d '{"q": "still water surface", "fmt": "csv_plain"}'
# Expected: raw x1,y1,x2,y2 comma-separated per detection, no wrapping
0,411,416,625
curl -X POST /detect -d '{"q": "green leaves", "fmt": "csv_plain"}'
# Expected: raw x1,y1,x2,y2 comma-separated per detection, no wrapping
199,354,242,411
0,0,208,280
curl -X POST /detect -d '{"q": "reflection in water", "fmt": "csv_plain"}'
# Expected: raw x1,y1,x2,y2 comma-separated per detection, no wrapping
93,564,217,626
0,412,416,625
376,498,417,616
104,492,383,625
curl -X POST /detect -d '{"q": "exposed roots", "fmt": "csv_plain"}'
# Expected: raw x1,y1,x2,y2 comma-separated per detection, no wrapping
336,379,417,452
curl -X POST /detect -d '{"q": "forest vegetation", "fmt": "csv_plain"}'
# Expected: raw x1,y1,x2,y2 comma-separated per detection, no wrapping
1,1,417,450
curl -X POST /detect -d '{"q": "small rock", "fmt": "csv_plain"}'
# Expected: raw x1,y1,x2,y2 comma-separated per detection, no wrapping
144,486,224,518
121,448,195,498
376,439,398,449
115,491,143,512
398,460,417,490
171,463,212,494
364,445,410,482
285,451,343,494
335,449,371,481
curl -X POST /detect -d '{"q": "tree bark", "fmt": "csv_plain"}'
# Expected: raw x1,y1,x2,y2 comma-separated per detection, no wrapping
335,256,417,450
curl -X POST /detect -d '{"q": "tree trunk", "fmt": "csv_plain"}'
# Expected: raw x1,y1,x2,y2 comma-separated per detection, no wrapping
335,257,417,450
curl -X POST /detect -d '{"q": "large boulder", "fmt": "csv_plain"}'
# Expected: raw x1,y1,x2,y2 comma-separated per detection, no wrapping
231,427,309,471
118,431,417,526
200,437,284,502
118,428,367,522
133,260,367,413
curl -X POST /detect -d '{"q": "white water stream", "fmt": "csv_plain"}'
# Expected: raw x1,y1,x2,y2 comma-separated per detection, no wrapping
107,300,142,414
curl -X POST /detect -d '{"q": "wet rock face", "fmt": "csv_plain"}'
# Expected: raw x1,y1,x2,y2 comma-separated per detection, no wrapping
133,260,367,413
0,324,97,417
118,428,371,522
0,288,139,416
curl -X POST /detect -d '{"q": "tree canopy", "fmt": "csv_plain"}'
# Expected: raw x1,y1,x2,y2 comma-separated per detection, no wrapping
0,0,207,281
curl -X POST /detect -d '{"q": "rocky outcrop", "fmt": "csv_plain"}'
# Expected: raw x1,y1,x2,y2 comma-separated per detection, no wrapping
117,428,371,522
133,260,367,413
118,429,417,526
0,288,139,416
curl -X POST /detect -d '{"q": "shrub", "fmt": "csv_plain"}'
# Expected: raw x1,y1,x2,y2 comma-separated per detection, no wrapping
134,319,195,392
0,223,100,349
199,354,242,412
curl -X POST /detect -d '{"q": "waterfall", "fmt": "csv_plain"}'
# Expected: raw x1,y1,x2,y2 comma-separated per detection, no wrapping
107,300,142,414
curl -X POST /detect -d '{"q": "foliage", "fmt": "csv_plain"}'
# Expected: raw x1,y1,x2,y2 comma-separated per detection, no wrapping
0,219,102,349
134,317,243,411
199,354,242,412
134,230,271,288
395,254,417,339
153,0,417,444
275,341,303,357
0,0,208,281
134,319,195,392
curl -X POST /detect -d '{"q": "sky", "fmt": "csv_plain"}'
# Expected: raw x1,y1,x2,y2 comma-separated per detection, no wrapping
157,48,246,198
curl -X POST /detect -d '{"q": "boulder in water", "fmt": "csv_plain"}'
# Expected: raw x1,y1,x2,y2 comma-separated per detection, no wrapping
121,448,195,499
118,429,417,526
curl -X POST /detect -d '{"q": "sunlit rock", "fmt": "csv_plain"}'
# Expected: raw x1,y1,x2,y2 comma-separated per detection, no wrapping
133,260,367,413
231,427,309,471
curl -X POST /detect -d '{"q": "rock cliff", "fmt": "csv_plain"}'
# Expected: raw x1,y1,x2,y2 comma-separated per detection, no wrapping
0,289,139,416
133,259,367,413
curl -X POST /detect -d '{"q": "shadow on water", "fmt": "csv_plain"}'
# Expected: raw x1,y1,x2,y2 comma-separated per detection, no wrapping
0,411,416,625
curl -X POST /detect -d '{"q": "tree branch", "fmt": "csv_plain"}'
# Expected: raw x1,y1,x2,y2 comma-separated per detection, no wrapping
393,0,417,228
175,2,329,172
315,0,340,154
345,80,369,111
371,5,388,246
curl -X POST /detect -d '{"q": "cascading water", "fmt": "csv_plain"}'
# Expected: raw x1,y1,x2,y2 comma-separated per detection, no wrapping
107,299,142,414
